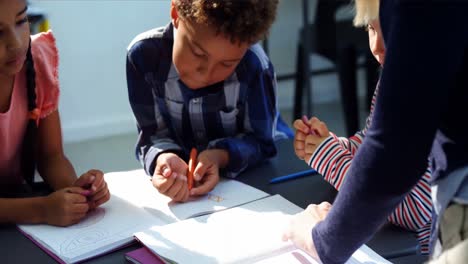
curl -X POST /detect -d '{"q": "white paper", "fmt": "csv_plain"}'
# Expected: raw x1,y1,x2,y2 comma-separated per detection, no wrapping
135,195,302,264
18,169,270,263
19,195,159,263
136,194,392,264
107,169,270,221
255,245,392,264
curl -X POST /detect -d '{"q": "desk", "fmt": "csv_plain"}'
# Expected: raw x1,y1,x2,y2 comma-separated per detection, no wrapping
0,139,419,263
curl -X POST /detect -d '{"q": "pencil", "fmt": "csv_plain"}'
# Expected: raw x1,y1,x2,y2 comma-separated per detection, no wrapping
301,115,321,136
269,169,317,184
187,148,198,190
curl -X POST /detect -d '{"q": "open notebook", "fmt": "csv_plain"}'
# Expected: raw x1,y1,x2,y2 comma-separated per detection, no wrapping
17,170,269,263
134,195,391,264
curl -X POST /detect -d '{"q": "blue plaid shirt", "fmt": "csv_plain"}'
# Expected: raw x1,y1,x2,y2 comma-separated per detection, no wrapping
126,23,292,178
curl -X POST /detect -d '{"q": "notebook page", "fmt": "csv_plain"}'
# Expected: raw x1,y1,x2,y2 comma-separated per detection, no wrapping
107,170,270,221
18,195,161,263
135,195,302,264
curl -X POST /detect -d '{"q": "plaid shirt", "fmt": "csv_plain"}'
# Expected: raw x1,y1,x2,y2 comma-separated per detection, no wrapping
126,23,292,178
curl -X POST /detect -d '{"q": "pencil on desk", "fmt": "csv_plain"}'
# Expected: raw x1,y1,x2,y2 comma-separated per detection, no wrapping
269,169,318,184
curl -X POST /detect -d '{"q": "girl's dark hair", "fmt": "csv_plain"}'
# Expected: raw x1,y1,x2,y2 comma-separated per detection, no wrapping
21,38,38,185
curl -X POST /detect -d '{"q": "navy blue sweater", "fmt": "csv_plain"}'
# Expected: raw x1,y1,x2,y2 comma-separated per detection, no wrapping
312,1,468,263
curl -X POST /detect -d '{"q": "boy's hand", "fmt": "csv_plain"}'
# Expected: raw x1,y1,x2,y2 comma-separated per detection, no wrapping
294,117,330,163
73,169,110,210
190,149,227,196
153,152,190,202
43,187,90,226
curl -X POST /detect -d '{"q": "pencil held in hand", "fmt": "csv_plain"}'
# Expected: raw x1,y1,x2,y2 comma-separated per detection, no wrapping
301,115,321,136
188,148,198,190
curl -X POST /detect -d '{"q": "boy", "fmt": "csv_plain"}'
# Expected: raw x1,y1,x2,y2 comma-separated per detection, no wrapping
126,0,292,202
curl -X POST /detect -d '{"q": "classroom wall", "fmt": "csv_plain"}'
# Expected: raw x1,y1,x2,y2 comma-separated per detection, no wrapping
29,1,354,144
29,1,171,143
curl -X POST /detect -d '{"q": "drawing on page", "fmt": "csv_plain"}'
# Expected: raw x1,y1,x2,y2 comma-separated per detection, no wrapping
59,208,108,254
184,192,225,203
207,193,224,202
60,229,109,254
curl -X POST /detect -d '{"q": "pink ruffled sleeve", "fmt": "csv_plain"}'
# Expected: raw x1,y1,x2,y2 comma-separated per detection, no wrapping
30,30,60,119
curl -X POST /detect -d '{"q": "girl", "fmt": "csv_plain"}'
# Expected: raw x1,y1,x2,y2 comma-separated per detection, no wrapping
292,1,432,255
286,0,468,262
0,0,110,226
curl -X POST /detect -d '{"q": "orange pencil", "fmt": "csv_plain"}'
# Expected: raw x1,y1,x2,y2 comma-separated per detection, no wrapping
187,148,197,190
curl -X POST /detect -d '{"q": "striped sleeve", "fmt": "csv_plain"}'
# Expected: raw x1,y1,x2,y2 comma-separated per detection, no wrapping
386,167,432,255
309,139,433,254
336,131,365,155
308,80,432,254
308,133,353,190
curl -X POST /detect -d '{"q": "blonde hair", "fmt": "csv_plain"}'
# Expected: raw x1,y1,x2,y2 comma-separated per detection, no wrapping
353,0,380,27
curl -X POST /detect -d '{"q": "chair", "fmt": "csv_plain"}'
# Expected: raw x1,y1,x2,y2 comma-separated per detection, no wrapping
293,0,380,136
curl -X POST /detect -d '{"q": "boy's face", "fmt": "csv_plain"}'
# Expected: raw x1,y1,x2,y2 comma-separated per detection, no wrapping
171,8,250,90
0,0,29,77
368,19,385,66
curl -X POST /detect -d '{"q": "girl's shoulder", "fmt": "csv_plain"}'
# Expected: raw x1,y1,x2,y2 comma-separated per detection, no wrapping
30,30,60,119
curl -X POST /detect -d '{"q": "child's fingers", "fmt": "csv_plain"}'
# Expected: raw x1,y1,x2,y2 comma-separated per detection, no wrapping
90,185,110,205
160,165,172,178
87,169,104,178
305,143,318,156
65,186,91,198
89,173,105,192
172,181,189,202
70,202,90,214
294,136,305,149
94,192,111,208
74,173,95,189
152,172,176,193
155,153,181,179
293,119,310,134
190,175,217,196
193,161,208,181
308,117,322,132
70,210,88,223
295,130,307,141
318,201,332,211
305,134,322,145
165,174,187,199
85,170,104,191
316,121,330,137
294,138,306,160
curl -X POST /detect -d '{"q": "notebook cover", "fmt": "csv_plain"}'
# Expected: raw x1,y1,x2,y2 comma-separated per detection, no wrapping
125,246,165,264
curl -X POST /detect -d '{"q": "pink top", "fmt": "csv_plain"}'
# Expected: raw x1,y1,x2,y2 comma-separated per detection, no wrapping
0,31,60,186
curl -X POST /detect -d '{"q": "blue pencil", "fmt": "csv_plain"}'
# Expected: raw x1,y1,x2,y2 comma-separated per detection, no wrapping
269,169,318,184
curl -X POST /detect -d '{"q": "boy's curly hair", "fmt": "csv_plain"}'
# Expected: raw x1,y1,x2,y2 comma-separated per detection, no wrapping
174,0,279,44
